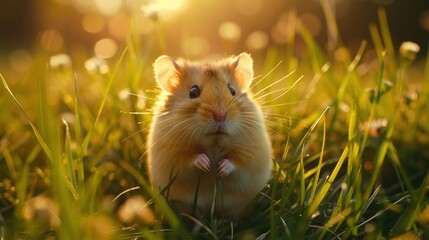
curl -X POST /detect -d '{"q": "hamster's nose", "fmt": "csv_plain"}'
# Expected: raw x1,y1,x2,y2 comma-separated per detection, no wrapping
213,112,226,122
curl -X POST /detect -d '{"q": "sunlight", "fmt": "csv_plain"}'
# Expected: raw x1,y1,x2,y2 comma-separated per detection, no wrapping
95,0,122,15
155,0,186,10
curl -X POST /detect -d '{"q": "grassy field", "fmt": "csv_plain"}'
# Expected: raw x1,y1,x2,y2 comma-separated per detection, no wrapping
1,3,429,240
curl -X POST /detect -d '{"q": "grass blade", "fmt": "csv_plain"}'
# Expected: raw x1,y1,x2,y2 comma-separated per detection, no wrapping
0,73,52,160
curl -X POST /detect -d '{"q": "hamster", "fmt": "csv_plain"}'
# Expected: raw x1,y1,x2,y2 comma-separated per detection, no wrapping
147,53,273,219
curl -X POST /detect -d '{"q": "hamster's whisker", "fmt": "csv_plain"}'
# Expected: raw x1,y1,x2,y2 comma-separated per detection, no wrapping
186,127,204,156
120,110,154,115
250,60,285,90
260,100,306,108
229,95,248,109
253,71,297,98
256,76,304,104
150,112,195,126
122,128,146,142
148,118,196,151
184,99,201,107
172,120,201,151
236,122,263,142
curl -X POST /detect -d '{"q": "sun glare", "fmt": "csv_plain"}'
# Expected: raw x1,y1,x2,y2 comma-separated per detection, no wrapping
155,0,186,10
95,0,122,15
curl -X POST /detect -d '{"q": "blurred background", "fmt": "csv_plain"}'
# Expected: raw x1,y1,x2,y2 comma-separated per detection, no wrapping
1,0,428,78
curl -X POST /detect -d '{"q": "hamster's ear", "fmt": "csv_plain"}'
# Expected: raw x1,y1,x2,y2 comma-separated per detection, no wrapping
153,55,181,93
232,52,254,92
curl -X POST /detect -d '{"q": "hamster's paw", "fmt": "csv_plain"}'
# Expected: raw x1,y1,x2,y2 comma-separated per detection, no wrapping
193,154,211,172
217,159,234,178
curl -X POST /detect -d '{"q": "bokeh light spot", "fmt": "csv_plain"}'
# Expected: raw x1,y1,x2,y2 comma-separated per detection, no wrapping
82,13,105,33
133,15,154,35
95,0,122,15
40,29,64,51
420,10,429,32
246,31,269,51
10,50,32,72
155,0,186,11
299,13,321,37
182,36,210,57
271,12,295,44
364,160,373,171
94,38,118,59
107,12,130,40
219,21,241,42
334,47,350,62
85,57,109,75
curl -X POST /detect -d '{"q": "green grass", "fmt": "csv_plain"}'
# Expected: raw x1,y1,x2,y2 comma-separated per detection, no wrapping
1,5,429,240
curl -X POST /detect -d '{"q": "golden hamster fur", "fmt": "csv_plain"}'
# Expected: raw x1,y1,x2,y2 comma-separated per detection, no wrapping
147,53,272,219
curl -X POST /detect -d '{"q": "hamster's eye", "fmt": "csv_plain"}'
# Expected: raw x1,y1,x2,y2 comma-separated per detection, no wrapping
189,85,201,99
228,84,236,96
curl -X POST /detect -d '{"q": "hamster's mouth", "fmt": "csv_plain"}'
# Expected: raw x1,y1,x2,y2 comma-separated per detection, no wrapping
212,129,227,135
209,125,228,135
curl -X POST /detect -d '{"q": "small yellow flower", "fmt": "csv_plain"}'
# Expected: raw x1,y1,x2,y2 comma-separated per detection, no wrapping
359,118,388,138
141,3,162,21
22,195,60,227
85,57,109,75
399,41,420,62
117,195,155,224
49,53,72,70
